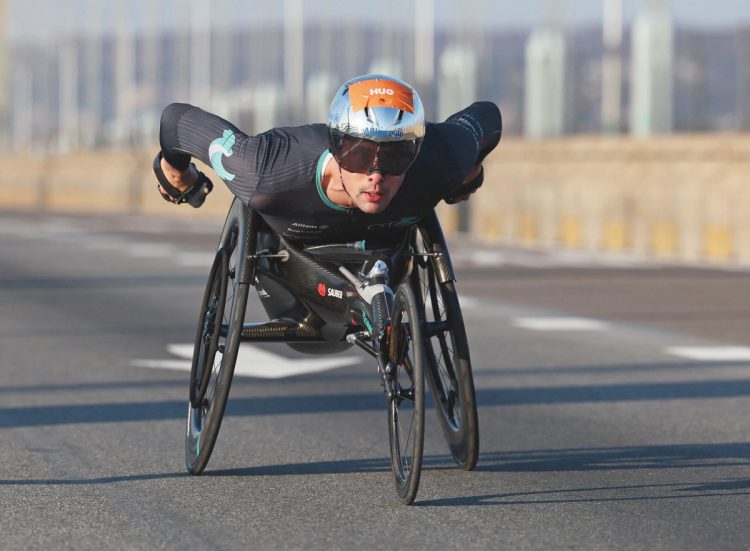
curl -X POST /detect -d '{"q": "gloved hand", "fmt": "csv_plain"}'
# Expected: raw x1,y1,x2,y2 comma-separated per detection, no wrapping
153,151,213,208
444,165,484,205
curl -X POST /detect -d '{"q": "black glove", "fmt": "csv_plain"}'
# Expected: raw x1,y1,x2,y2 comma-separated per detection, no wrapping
444,166,484,205
153,151,213,208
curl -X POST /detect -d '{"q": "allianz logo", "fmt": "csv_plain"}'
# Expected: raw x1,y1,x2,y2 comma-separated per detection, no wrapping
364,127,403,138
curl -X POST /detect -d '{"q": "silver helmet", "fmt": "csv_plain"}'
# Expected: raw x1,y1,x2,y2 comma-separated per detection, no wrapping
327,74,425,175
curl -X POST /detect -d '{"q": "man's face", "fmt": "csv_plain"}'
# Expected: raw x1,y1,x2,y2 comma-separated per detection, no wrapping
340,169,406,214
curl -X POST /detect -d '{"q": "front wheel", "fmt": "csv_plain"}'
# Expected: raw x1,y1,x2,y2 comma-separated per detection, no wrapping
387,283,425,505
412,230,479,470
185,199,251,474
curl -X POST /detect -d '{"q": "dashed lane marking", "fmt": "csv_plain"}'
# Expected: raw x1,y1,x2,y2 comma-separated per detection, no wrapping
175,252,216,267
132,343,362,379
512,317,610,331
665,346,750,361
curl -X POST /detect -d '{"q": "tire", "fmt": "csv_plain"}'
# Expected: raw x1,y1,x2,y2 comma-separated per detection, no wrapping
387,283,425,505
185,199,251,474
412,230,479,470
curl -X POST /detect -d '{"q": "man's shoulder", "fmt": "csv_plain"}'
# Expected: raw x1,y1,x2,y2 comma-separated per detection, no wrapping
415,123,465,166
264,123,329,144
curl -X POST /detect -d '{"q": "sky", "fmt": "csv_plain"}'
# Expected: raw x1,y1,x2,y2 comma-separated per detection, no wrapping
8,0,750,41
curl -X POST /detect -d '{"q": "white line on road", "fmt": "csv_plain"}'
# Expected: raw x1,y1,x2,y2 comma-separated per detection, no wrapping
469,250,506,267
664,346,750,361
132,343,362,379
175,252,216,267
512,317,610,331
131,359,193,370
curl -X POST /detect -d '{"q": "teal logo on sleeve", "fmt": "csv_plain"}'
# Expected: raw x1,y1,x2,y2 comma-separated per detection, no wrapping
209,129,236,181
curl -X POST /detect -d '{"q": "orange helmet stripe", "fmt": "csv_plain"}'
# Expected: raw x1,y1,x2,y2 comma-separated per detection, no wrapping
348,79,415,113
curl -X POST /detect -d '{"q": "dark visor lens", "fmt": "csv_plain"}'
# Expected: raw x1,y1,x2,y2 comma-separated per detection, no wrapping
332,133,418,175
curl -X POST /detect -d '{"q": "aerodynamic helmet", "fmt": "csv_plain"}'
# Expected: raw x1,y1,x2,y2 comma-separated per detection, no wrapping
327,74,426,175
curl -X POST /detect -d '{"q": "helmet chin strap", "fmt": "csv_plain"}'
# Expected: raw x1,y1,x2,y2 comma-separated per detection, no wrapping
336,159,383,208
337,164,357,207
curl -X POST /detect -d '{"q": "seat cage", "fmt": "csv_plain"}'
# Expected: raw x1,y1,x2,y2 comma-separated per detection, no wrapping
235,208,456,349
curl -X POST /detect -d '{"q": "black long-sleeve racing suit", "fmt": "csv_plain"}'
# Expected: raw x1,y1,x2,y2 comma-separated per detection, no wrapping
159,102,502,246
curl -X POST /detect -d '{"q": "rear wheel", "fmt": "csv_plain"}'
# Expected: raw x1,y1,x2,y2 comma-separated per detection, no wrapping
185,199,251,474
387,283,425,505
412,230,479,470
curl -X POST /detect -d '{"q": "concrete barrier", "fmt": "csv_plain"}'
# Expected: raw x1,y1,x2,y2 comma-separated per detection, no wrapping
457,134,750,266
2,134,749,266
0,151,235,220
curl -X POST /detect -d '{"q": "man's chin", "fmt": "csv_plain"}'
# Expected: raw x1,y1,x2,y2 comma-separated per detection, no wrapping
357,201,387,214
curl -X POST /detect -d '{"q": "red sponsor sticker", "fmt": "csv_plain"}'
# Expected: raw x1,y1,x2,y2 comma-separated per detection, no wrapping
317,283,326,297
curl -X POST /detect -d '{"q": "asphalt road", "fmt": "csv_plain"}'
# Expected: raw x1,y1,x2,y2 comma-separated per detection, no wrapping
2,210,750,550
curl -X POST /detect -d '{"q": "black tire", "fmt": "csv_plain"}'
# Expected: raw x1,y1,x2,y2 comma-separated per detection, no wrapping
412,230,479,470
185,199,251,474
387,283,425,505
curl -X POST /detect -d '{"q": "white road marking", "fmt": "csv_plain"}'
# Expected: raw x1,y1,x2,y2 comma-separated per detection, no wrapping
469,250,506,267
175,252,216,267
131,359,192,370
132,343,361,379
512,317,610,331
457,295,481,309
665,346,750,361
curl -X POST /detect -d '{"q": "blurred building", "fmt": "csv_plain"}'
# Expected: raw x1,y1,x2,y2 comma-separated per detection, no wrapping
524,26,567,139
674,31,709,132
629,0,674,136
738,27,750,131
5,1,750,154
0,0,6,150
438,45,478,120
601,0,623,133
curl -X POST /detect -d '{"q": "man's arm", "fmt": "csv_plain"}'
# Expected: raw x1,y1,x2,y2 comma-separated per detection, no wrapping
440,101,502,203
156,103,258,206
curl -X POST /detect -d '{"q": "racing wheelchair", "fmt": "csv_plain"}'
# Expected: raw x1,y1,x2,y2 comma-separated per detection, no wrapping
185,198,479,504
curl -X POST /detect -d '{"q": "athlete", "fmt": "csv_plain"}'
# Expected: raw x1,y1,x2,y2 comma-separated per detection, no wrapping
154,74,501,246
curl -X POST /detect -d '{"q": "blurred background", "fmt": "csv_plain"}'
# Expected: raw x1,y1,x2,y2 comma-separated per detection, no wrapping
2,0,750,264
3,0,750,152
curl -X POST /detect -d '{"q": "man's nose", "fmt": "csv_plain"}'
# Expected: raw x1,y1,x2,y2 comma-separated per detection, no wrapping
367,170,384,184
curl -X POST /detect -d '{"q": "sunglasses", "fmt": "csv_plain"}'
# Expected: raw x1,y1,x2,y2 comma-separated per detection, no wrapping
330,131,420,176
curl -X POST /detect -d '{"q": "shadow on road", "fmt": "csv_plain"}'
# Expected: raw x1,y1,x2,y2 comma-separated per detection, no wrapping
417,479,750,507
475,443,750,473
0,379,184,394
3,444,750,505
5,377,750,428
416,443,750,506
473,360,750,378
0,472,186,486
